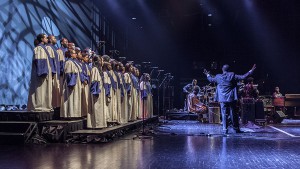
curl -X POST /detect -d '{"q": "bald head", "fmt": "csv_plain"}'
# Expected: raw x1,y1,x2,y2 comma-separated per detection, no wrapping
222,64,229,72
48,35,57,45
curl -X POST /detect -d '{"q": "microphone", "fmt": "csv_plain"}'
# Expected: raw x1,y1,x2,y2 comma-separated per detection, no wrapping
109,50,120,55
118,57,126,61
142,62,151,64
150,67,158,69
157,70,164,72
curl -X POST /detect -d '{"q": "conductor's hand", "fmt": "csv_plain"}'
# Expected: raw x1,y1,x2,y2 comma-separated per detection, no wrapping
203,69,210,76
250,64,256,72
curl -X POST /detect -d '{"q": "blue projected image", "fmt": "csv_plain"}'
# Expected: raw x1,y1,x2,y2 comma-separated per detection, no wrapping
0,0,95,106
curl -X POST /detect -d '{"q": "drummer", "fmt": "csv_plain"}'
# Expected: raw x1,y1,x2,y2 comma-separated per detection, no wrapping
188,86,207,122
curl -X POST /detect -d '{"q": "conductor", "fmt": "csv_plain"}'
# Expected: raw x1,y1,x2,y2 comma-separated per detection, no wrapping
204,64,256,134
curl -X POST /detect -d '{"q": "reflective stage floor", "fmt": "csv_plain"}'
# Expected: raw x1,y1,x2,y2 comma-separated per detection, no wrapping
1,119,300,169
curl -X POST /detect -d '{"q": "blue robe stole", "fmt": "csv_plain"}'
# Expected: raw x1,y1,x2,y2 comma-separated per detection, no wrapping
107,71,117,92
120,73,126,97
36,44,56,76
47,44,60,76
73,60,85,83
103,71,112,96
65,58,79,87
90,67,101,96
58,46,67,75
81,63,90,84
130,74,139,90
141,82,152,99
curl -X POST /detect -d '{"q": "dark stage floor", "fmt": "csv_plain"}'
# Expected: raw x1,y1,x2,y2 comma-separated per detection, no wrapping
1,119,300,169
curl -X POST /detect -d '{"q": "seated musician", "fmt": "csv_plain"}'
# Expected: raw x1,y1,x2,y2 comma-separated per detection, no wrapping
183,79,200,111
242,77,259,99
272,86,284,111
188,87,207,122
273,86,282,98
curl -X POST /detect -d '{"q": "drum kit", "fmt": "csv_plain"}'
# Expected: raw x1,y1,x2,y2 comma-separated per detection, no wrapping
199,84,216,105
196,84,220,123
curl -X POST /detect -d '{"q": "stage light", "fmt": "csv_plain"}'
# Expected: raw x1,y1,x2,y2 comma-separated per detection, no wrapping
208,14,212,16
132,17,137,20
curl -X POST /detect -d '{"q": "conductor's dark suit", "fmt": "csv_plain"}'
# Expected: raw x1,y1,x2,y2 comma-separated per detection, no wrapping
207,71,253,133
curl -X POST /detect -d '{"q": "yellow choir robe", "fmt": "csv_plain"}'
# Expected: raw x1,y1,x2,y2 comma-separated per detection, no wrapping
57,48,65,98
107,70,119,122
129,74,139,121
46,44,60,108
103,71,112,122
87,67,107,128
117,72,128,123
27,44,54,112
140,81,153,118
124,72,132,121
60,58,82,117
81,63,91,117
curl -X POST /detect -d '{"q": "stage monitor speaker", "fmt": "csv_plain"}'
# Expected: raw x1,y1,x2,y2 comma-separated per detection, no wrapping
273,111,286,123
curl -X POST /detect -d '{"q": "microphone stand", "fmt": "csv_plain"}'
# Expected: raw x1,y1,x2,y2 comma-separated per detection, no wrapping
96,41,105,55
134,78,153,140
109,50,120,59
159,75,170,123
156,70,163,119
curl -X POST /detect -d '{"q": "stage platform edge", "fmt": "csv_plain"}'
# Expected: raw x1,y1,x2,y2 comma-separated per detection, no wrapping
70,116,158,143
0,110,57,122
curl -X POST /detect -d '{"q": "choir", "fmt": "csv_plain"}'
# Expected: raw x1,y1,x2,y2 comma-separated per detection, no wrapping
28,34,153,129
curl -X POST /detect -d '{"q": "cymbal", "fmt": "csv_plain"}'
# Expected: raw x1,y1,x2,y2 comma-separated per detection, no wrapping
203,86,216,90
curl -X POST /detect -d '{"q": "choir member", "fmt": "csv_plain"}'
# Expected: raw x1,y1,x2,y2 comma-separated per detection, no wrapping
140,73,153,119
81,52,92,117
27,33,55,112
60,50,82,118
46,35,61,108
87,56,107,128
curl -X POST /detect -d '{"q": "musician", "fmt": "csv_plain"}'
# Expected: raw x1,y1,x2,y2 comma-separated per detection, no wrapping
237,79,245,98
273,86,282,98
188,87,207,122
242,77,259,99
204,64,256,134
239,77,261,127
183,79,200,111
272,86,284,112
